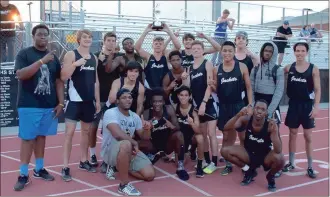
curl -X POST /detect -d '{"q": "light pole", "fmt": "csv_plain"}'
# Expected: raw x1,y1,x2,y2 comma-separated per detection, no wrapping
27,2,33,22
303,8,313,25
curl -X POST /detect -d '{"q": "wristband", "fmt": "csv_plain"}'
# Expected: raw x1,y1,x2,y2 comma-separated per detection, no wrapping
59,103,65,107
39,59,44,65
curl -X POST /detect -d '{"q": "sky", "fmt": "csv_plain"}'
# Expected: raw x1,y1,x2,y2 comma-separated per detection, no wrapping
12,1,328,25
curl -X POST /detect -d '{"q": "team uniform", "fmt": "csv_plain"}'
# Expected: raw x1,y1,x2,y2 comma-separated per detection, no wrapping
148,107,173,153
285,63,315,129
176,105,196,153
216,61,245,130
234,55,254,106
167,70,183,105
64,50,96,123
181,50,194,68
241,117,272,171
144,55,169,109
190,60,218,123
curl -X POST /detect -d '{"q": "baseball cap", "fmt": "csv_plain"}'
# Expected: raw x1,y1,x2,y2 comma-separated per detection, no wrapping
116,88,132,99
283,20,289,25
235,31,248,38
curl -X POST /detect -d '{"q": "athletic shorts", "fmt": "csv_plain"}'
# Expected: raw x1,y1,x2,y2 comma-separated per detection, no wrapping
18,108,58,140
196,98,219,124
102,140,151,172
64,100,96,123
274,41,287,53
254,92,282,125
151,132,172,153
92,102,106,127
285,99,315,129
246,149,271,171
218,101,245,131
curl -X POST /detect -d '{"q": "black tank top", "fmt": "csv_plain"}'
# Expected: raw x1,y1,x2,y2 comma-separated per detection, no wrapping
217,61,244,104
190,59,212,107
67,50,96,101
176,104,195,135
234,55,254,75
181,50,194,68
244,117,272,155
148,106,171,141
121,54,144,83
144,55,169,89
168,71,183,105
287,62,314,101
119,77,139,113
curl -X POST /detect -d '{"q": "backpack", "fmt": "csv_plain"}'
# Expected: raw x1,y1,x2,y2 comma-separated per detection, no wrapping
253,64,280,85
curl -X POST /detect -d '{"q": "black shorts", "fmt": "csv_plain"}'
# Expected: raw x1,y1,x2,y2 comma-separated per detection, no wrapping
151,132,172,153
65,100,96,123
274,41,287,54
218,101,245,131
196,99,218,124
285,99,315,129
247,149,271,171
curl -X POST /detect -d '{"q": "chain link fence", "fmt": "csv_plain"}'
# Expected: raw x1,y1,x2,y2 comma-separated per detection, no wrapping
0,21,328,69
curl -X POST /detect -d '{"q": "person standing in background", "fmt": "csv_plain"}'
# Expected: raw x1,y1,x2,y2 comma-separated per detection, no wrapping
273,20,292,66
0,0,24,62
211,9,235,67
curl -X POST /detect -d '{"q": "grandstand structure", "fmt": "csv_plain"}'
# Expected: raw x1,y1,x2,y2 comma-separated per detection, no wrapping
40,0,329,70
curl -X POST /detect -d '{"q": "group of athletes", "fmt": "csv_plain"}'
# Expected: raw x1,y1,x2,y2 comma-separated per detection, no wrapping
13,21,321,196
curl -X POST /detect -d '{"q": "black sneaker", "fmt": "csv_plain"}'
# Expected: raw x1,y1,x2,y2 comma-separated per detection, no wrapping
196,167,204,178
90,154,98,167
282,162,295,172
61,167,72,182
307,167,317,179
176,169,190,181
274,170,282,178
79,160,97,173
14,175,30,191
219,157,225,162
220,166,233,176
241,169,257,186
100,161,107,173
33,168,54,181
266,172,276,192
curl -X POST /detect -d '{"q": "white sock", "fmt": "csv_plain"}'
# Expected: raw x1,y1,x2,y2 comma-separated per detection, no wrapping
242,164,250,171
90,147,96,156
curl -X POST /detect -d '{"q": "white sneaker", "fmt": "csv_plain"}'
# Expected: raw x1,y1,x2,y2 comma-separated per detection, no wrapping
194,160,208,169
118,183,141,196
106,165,116,180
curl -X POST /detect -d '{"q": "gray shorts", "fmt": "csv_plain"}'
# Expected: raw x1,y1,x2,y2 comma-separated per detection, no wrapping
102,140,152,172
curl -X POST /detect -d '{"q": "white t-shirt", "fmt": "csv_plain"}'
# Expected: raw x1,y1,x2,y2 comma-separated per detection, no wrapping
101,107,142,156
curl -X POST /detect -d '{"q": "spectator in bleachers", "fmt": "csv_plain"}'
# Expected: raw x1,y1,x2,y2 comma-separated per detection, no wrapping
299,25,311,42
273,20,292,66
0,0,23,63
211,9,235,66
309,23,322,42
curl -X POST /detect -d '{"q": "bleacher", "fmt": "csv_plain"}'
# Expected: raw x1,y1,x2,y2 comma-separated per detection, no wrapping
44,8,329,69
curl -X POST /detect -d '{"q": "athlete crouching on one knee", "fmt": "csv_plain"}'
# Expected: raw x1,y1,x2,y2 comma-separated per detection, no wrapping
221,100,285,192
174,86,205,178
101,88,155,196
138,88,190,181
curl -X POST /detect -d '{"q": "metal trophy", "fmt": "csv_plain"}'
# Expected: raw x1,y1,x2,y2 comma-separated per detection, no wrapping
152,4,163,30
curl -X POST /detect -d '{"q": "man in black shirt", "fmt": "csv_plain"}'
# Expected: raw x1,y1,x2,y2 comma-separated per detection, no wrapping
13,24,64,191
273,20,292,65
0,0,24,62
89,32,124,169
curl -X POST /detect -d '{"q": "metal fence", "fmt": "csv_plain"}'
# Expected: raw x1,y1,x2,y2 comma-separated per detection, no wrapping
42,1,329,30
0,21,328,69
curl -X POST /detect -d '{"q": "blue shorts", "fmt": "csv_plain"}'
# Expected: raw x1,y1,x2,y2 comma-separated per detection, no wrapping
18,108,58,140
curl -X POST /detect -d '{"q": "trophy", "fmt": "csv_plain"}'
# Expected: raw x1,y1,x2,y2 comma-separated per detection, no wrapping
152,3,163,30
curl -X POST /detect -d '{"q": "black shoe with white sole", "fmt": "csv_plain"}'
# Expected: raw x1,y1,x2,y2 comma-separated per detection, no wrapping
33,168,55,181
14,175,30,191
90,154,98,167
79,160,97,173
61,167,72,182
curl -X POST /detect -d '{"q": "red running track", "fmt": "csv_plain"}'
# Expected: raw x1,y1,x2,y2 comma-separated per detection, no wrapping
1,110,329,196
